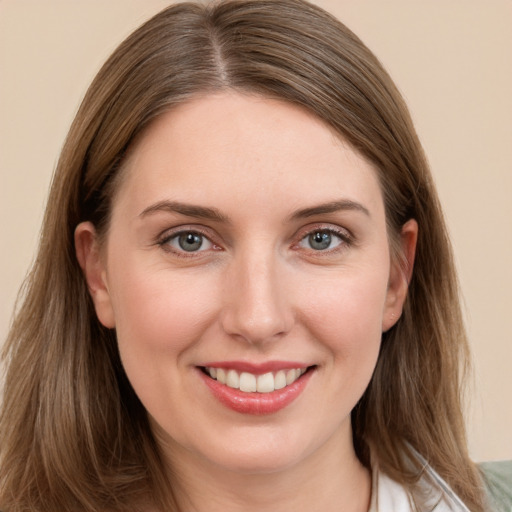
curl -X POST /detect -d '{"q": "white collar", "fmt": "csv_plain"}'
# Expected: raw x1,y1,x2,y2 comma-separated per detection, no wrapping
369,450,471,512
369,469,413,511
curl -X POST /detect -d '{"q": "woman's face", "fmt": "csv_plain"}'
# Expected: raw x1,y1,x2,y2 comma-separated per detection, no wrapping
77,92,415,475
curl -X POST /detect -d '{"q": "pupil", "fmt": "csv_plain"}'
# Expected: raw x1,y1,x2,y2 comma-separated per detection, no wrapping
310,231,331,250
179,233,203,252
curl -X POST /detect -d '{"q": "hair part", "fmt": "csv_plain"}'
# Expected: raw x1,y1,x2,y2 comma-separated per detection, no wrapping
1,1,485,511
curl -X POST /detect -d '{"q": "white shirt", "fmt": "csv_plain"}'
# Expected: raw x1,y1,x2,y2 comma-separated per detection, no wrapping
369,451,471,512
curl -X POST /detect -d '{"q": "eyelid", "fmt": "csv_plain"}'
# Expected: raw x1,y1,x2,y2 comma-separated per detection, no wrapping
293,224,354,252
156,225,222,256
154,222,353,257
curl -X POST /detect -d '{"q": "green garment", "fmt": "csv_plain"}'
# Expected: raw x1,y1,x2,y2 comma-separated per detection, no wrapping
481,460,512,511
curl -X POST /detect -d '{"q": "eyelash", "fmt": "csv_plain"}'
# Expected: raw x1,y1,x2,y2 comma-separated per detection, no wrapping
295,226,353,254
156,225,353,258
157,227,219,258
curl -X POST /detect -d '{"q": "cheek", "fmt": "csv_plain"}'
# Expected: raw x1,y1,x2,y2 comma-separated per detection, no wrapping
106,264,224,430
297,264,388,393
107,261,221,374
301,266,389,342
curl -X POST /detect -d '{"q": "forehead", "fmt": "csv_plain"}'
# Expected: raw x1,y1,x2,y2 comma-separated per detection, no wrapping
116,92,384,220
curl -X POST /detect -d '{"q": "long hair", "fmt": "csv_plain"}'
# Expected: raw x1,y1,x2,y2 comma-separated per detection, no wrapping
0,1,485,510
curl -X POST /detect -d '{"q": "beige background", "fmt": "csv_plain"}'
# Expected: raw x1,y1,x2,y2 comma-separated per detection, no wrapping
0,1,511,461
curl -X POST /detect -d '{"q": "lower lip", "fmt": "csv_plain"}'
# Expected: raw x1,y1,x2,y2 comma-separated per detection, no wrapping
199,369,314,415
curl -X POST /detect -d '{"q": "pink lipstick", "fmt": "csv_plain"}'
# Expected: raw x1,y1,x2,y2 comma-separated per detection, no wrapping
198,362,314,415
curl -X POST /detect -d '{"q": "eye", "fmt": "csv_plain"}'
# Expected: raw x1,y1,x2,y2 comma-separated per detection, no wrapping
163,231,214,253
298,229,344,251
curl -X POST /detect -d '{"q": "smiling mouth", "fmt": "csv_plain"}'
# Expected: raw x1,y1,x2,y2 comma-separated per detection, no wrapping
200,366,314,394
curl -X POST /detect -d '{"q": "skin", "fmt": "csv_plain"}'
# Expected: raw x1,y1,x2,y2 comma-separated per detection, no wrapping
76,92,417,512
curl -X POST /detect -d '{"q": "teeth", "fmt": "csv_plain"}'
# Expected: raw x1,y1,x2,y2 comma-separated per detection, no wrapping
226,369,239,388
216,368,226,384
274,370,286,390
286,369,297,385
239,372,257,392
205,366,308,393
256,372,274,393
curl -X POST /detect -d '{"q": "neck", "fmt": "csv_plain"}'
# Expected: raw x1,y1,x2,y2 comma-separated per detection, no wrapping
158,424,371,512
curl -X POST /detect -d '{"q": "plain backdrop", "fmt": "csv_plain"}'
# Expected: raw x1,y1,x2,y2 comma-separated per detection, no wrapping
1,0,511,461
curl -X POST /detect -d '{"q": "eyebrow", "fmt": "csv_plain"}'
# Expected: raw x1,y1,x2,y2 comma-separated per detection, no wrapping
289,199,370,220
139,200,229,223
139,198,370,223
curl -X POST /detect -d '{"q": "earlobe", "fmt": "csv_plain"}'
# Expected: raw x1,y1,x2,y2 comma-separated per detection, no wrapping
75,222,116,328
382,219,418,332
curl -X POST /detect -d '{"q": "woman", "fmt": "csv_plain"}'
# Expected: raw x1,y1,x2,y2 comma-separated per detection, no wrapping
0,1,510,511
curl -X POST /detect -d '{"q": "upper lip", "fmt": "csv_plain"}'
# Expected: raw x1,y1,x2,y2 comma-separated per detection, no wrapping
200,361,312,375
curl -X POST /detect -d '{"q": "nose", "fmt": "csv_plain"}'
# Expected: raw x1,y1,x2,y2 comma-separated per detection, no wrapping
220,248,294,345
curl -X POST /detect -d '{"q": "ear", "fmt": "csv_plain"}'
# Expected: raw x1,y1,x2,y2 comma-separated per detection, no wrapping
382,219,418,332
75,222,116,328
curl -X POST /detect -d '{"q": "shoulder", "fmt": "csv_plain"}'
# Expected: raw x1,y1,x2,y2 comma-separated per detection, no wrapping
479,460,512,511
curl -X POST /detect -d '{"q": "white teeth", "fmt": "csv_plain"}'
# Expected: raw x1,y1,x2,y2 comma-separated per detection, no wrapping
256,372,274,393
239,372,257,392
226,369,239,389
274,370,286,390
286,369,297,385
205,366,308,393
216,368,226,384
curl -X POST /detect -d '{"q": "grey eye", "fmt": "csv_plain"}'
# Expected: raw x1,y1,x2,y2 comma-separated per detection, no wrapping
166,231,213,252
309,231,331,250
299,230,343,251
178,232,204,251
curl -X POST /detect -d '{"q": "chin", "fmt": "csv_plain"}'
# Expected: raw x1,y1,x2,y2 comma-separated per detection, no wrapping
209,446,306,475
194,425,326,476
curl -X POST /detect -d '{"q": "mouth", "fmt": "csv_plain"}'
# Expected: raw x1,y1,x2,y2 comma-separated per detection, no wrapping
200,366,313,393
198,364,316,415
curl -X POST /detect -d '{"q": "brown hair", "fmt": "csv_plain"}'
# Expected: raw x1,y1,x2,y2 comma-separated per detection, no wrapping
0,1,485,510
